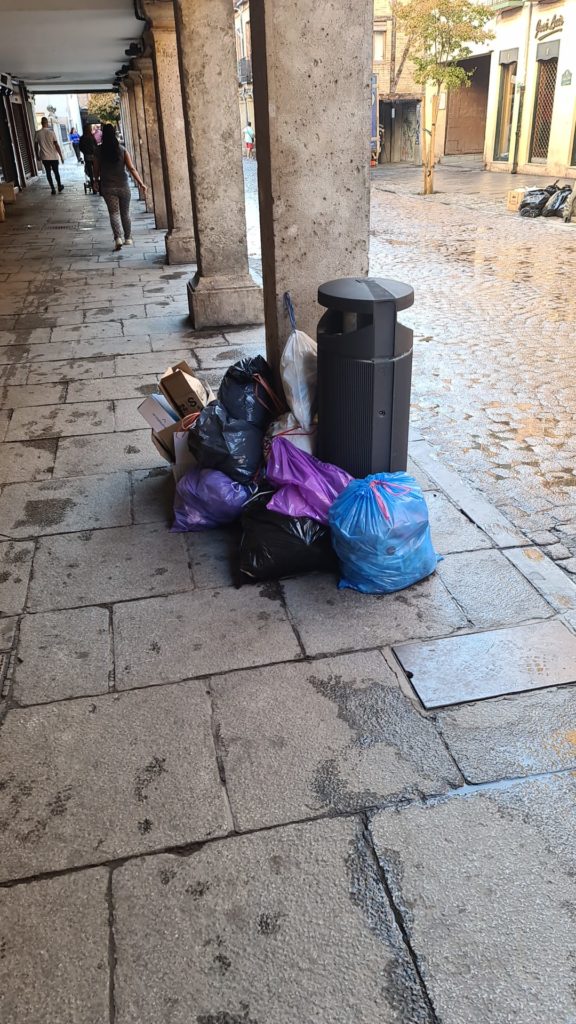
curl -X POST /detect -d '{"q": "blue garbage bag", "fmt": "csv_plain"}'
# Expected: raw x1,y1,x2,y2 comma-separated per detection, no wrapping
328,472,439,594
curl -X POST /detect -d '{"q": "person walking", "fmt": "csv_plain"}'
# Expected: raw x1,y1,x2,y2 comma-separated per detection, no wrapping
79,124,97,189
243,121,255,158
93,123,146,251
69,127,82,163
35,117,65,194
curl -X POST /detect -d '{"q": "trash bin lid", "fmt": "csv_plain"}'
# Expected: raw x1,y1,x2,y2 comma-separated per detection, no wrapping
318,277,414,313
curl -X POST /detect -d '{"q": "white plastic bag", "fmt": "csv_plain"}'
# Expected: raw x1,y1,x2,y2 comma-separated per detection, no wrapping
264,412,317,458
280,328,317,430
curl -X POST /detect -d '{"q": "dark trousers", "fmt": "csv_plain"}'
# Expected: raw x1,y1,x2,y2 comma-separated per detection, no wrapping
42,160,62,191
72,142,82,163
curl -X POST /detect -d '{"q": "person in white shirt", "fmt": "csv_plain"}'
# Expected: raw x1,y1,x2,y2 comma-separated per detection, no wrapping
243,121,255,158
34,118,65,194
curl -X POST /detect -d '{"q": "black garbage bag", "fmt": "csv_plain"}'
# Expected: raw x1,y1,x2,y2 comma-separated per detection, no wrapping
519,183,558,218
239,490,338,581
188,401,264,484
542,185,572,217
218,355,282,430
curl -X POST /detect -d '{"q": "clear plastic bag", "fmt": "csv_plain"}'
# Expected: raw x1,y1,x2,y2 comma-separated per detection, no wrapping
279,294,317,429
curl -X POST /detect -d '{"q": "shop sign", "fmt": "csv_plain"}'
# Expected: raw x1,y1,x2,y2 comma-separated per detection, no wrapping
535,14,564,40
561,70,572,86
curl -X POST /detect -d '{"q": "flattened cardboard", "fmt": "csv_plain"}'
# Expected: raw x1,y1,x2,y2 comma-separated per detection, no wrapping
160,361,213,417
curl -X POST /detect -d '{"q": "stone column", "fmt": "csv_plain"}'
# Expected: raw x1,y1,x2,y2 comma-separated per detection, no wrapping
141,4,196,265
127,69,154,212
119,85,133,155
173,0,263,327
250,0,373,371
125,79,141,174
133,55,168,230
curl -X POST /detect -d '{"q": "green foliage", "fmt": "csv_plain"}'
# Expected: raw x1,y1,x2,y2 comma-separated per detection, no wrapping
395,0,494,91
86,92,120,125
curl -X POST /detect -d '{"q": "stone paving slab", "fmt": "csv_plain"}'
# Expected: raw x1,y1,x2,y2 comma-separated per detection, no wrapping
0,616,17,651
0,540,35,615
53,430,164,477
437,685,576,782
212,650,461,830
6,401,115,441
115,350,197,377
0,439,56,484
132,466,174,525
0,382,65,409
281,572,467,657
0,682,231,880
183,527,239,589
503,545,576,625
67,373,159,402
0,364,28,386
196,344,263,371
51,321,124,343
114,586,301,689
0,473,131,538
437,549,553,628
113,817,433,1024
13,605,112,704
28,356,116,384
0,409,9,441
370,776,576,1024
114,398,147,431
396,618,576,708
426,491,492,554
28,523,192,611
0,869,110,1024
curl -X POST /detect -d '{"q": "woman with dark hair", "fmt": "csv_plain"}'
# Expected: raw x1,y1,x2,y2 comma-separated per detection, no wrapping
93,123,146,251
78,124,97,189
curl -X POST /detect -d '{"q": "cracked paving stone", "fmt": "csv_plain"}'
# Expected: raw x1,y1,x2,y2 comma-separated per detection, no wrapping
113,817,434,1024
370,775,576,1024
0,869,109,1024
114,586,301,689
436,549,554,628
437,684,576,782
27,523,192,611
281,572,467,657
0,681,232,880
0,473,131,538
13,605,112,704
0,540,35,615
53,429,164,477
426,491,493,554
212,649,462,830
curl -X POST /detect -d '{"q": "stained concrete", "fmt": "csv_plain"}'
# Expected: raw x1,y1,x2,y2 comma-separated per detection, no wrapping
0,540,35,615
0,473,131,537
212,650,461,829
0,869,110,1024
0,439,56,484
370,776,576,1024
0,682,232,880
437,548,553,628
113,817,433,1024
53,430,164,477
13,605,112,704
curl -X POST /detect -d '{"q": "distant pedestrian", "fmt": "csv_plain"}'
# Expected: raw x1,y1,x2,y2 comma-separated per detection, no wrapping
79,124,97,189
35,117,65,195
243,121,255,158
69,127,82,163
93,123,146,251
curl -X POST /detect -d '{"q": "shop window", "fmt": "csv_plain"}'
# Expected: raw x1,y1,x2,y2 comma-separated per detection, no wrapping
494,60,517,160
530,53,558,160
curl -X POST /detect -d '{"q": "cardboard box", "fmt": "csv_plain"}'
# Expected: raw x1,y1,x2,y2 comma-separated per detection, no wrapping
151,421,181,463
138,393,180,431
0,182,16,204
173,431,197,482
507,188,527,212
160,361,214,417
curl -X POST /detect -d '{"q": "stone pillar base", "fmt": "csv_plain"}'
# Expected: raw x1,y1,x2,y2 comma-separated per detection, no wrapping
187,272,264,328
165,229,197,265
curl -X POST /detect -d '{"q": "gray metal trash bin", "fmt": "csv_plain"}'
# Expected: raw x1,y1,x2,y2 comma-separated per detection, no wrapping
316,277,414,478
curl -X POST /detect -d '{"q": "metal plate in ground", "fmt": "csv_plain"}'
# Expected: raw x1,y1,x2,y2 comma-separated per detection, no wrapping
394,619,576,708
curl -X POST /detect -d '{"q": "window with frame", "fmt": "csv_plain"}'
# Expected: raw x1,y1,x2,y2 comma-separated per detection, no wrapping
373,30,386,63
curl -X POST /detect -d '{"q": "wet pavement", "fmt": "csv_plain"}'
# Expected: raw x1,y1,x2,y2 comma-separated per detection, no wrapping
0,160,576,1023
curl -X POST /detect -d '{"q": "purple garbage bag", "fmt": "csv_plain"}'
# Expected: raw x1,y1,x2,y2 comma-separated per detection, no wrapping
266,436,352,523
172,467,252,532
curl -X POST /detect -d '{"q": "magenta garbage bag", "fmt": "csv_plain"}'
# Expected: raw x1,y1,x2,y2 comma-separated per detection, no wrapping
172,467,252,532
266,436,352,523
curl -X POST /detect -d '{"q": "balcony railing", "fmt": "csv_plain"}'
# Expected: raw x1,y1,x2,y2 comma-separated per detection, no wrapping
237,57,252,84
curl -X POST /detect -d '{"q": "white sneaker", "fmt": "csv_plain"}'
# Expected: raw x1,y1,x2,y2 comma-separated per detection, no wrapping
123,238,134,246
114,238,123,251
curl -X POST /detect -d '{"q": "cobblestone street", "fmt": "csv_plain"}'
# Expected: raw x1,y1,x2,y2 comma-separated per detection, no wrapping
1,163,576,1023
369,163,576,563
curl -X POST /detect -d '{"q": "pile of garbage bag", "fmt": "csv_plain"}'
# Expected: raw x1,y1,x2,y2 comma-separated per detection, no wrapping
518,181,575,220
144,293,438,595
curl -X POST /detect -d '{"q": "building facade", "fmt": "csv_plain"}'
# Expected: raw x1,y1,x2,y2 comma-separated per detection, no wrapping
373,0,422,163
431,0,576,178
234,0,254,138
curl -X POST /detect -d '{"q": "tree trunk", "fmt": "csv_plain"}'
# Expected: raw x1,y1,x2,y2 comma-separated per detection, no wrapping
426,88,441,196
421,93,428,195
